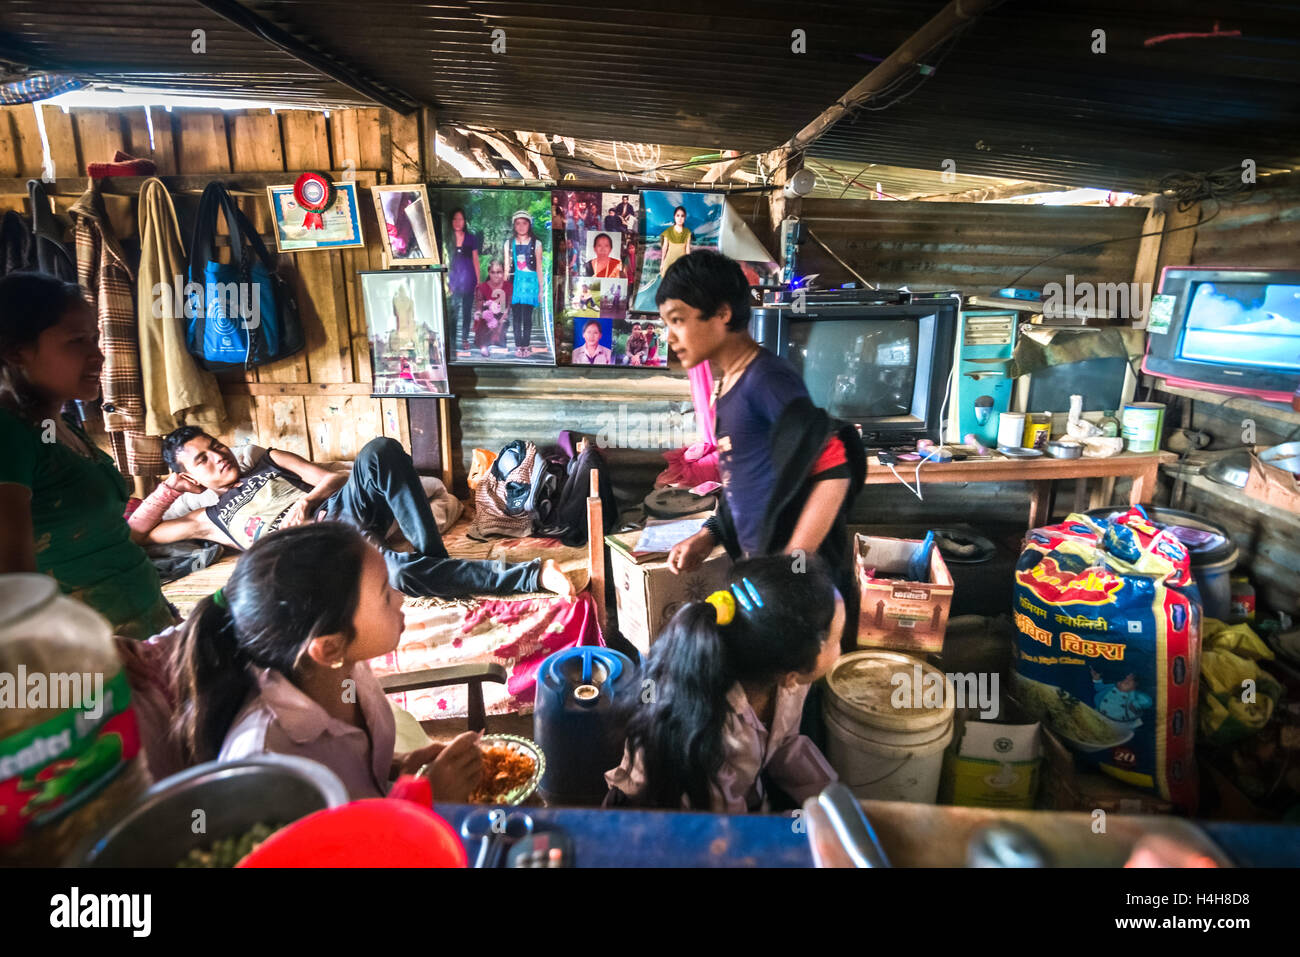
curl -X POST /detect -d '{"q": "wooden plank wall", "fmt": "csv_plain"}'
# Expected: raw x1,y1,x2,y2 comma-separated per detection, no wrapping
0,102,412,468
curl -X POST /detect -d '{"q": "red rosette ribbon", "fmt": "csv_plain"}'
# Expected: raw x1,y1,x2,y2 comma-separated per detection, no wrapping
294,172,333,229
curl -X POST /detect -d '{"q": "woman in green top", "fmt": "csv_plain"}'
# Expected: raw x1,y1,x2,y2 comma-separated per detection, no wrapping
659,205,692,277
0,273,174,639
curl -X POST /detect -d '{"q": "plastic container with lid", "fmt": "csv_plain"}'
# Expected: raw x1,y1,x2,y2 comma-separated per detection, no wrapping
534,646,635,805
0,574,149,865
822,650,955,804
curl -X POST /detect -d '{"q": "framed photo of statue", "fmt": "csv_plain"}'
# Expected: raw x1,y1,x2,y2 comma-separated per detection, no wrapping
359,269,452,398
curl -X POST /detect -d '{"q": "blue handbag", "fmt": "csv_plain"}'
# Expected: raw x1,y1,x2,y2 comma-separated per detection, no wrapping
186,182,303,371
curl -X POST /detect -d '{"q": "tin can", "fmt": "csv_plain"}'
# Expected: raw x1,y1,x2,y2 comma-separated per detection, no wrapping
1022,413,1052,451
1121,402,1166,453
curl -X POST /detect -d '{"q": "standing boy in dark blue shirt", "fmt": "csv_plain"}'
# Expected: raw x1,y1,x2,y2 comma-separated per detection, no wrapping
658,251,865,646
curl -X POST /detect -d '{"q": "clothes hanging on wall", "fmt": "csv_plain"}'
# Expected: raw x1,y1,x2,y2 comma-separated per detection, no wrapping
70,183,163,476
0,210,34,276
28,179,76,282
136,177,225,437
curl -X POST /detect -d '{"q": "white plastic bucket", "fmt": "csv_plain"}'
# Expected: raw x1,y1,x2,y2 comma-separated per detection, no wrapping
822,650,956,804
824,706,954,803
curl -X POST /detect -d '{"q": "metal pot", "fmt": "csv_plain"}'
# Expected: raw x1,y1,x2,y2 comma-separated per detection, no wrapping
70,754,349,867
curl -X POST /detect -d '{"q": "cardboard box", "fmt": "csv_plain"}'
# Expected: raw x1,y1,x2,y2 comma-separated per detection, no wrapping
1244,450,1300,513
854,534,954,654
940,716,1042,809
606,531,733,654
1037,725,1175,815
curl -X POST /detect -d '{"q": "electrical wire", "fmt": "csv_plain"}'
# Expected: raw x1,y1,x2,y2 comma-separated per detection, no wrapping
886,447,945,501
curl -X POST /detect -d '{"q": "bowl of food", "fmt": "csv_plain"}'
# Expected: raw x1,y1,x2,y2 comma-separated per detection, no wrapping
470,734,544,806
70,753,349,868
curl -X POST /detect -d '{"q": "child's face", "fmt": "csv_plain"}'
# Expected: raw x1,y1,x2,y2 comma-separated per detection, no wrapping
15,301,104,405
514,217,529,236
798,593,845,685
660,299,730,369
674,209,686,226
345,547,407,660
584,323,602,345
489,262,504,283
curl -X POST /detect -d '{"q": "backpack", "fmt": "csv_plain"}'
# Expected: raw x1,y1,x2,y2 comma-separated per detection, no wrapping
186,181,304,372
537,435,617,546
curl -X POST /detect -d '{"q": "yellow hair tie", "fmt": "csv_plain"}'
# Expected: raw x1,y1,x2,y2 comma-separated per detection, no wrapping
704,590,736,626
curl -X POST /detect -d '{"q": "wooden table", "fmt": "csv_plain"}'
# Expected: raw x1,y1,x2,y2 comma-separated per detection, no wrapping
864,451,1176,528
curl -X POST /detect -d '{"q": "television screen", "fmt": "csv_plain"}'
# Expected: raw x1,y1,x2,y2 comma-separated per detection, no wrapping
786,317,923,421
1179,281,1300,372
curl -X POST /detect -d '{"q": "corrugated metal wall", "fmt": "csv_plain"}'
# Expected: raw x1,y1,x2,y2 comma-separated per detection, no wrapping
447,366,691,502
785,198,1148,294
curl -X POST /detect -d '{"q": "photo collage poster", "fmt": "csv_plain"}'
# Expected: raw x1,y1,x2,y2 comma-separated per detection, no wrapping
554,189,663,367
434,188,556,366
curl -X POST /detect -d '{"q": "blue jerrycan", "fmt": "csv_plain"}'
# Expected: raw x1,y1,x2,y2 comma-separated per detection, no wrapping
534,646,635,805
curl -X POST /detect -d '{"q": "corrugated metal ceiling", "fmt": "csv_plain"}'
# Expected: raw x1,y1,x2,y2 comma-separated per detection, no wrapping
1,0,1297,191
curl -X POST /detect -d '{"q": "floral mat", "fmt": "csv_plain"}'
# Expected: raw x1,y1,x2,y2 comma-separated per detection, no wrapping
160,509,595,721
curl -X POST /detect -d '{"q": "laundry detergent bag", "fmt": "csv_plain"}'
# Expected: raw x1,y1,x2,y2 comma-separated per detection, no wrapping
1012,507,1200,810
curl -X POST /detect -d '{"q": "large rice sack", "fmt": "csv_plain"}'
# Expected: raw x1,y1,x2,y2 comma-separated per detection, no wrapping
1012,507,1200,810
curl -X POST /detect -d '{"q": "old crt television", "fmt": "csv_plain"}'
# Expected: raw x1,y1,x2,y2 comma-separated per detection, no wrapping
1143,267,1300,403
750,289,958,446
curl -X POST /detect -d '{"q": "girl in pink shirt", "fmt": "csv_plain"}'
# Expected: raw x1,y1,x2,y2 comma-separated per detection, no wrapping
170,522,483,801
605,555,842,812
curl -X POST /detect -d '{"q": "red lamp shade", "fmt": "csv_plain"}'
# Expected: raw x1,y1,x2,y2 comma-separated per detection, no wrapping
238,799,467,868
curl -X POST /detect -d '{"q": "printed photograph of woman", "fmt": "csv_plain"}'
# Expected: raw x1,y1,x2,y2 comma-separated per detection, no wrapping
472,258,511,358
659,205,692,276
585,232,624,278
504,209,543,359
574,319,613,365
444,207,480,353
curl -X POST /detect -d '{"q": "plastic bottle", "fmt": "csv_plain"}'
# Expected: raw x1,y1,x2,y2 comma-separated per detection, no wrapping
1099,411,1121,438
0,575,149,865
1229,576,1256,624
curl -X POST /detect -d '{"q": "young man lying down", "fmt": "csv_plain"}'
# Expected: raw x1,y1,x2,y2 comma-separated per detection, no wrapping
128,428,574,601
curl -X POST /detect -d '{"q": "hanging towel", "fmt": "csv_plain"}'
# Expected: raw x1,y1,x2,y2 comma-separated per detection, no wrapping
136,177,225,437
70,183,163,475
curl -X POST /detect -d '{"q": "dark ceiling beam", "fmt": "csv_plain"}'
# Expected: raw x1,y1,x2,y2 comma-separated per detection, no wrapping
784,0,1004,156
191,0,423,114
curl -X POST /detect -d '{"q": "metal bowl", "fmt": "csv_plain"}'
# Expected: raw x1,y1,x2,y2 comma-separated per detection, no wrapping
1046,440,1083,459
472,734,545,806
70,754,349,867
